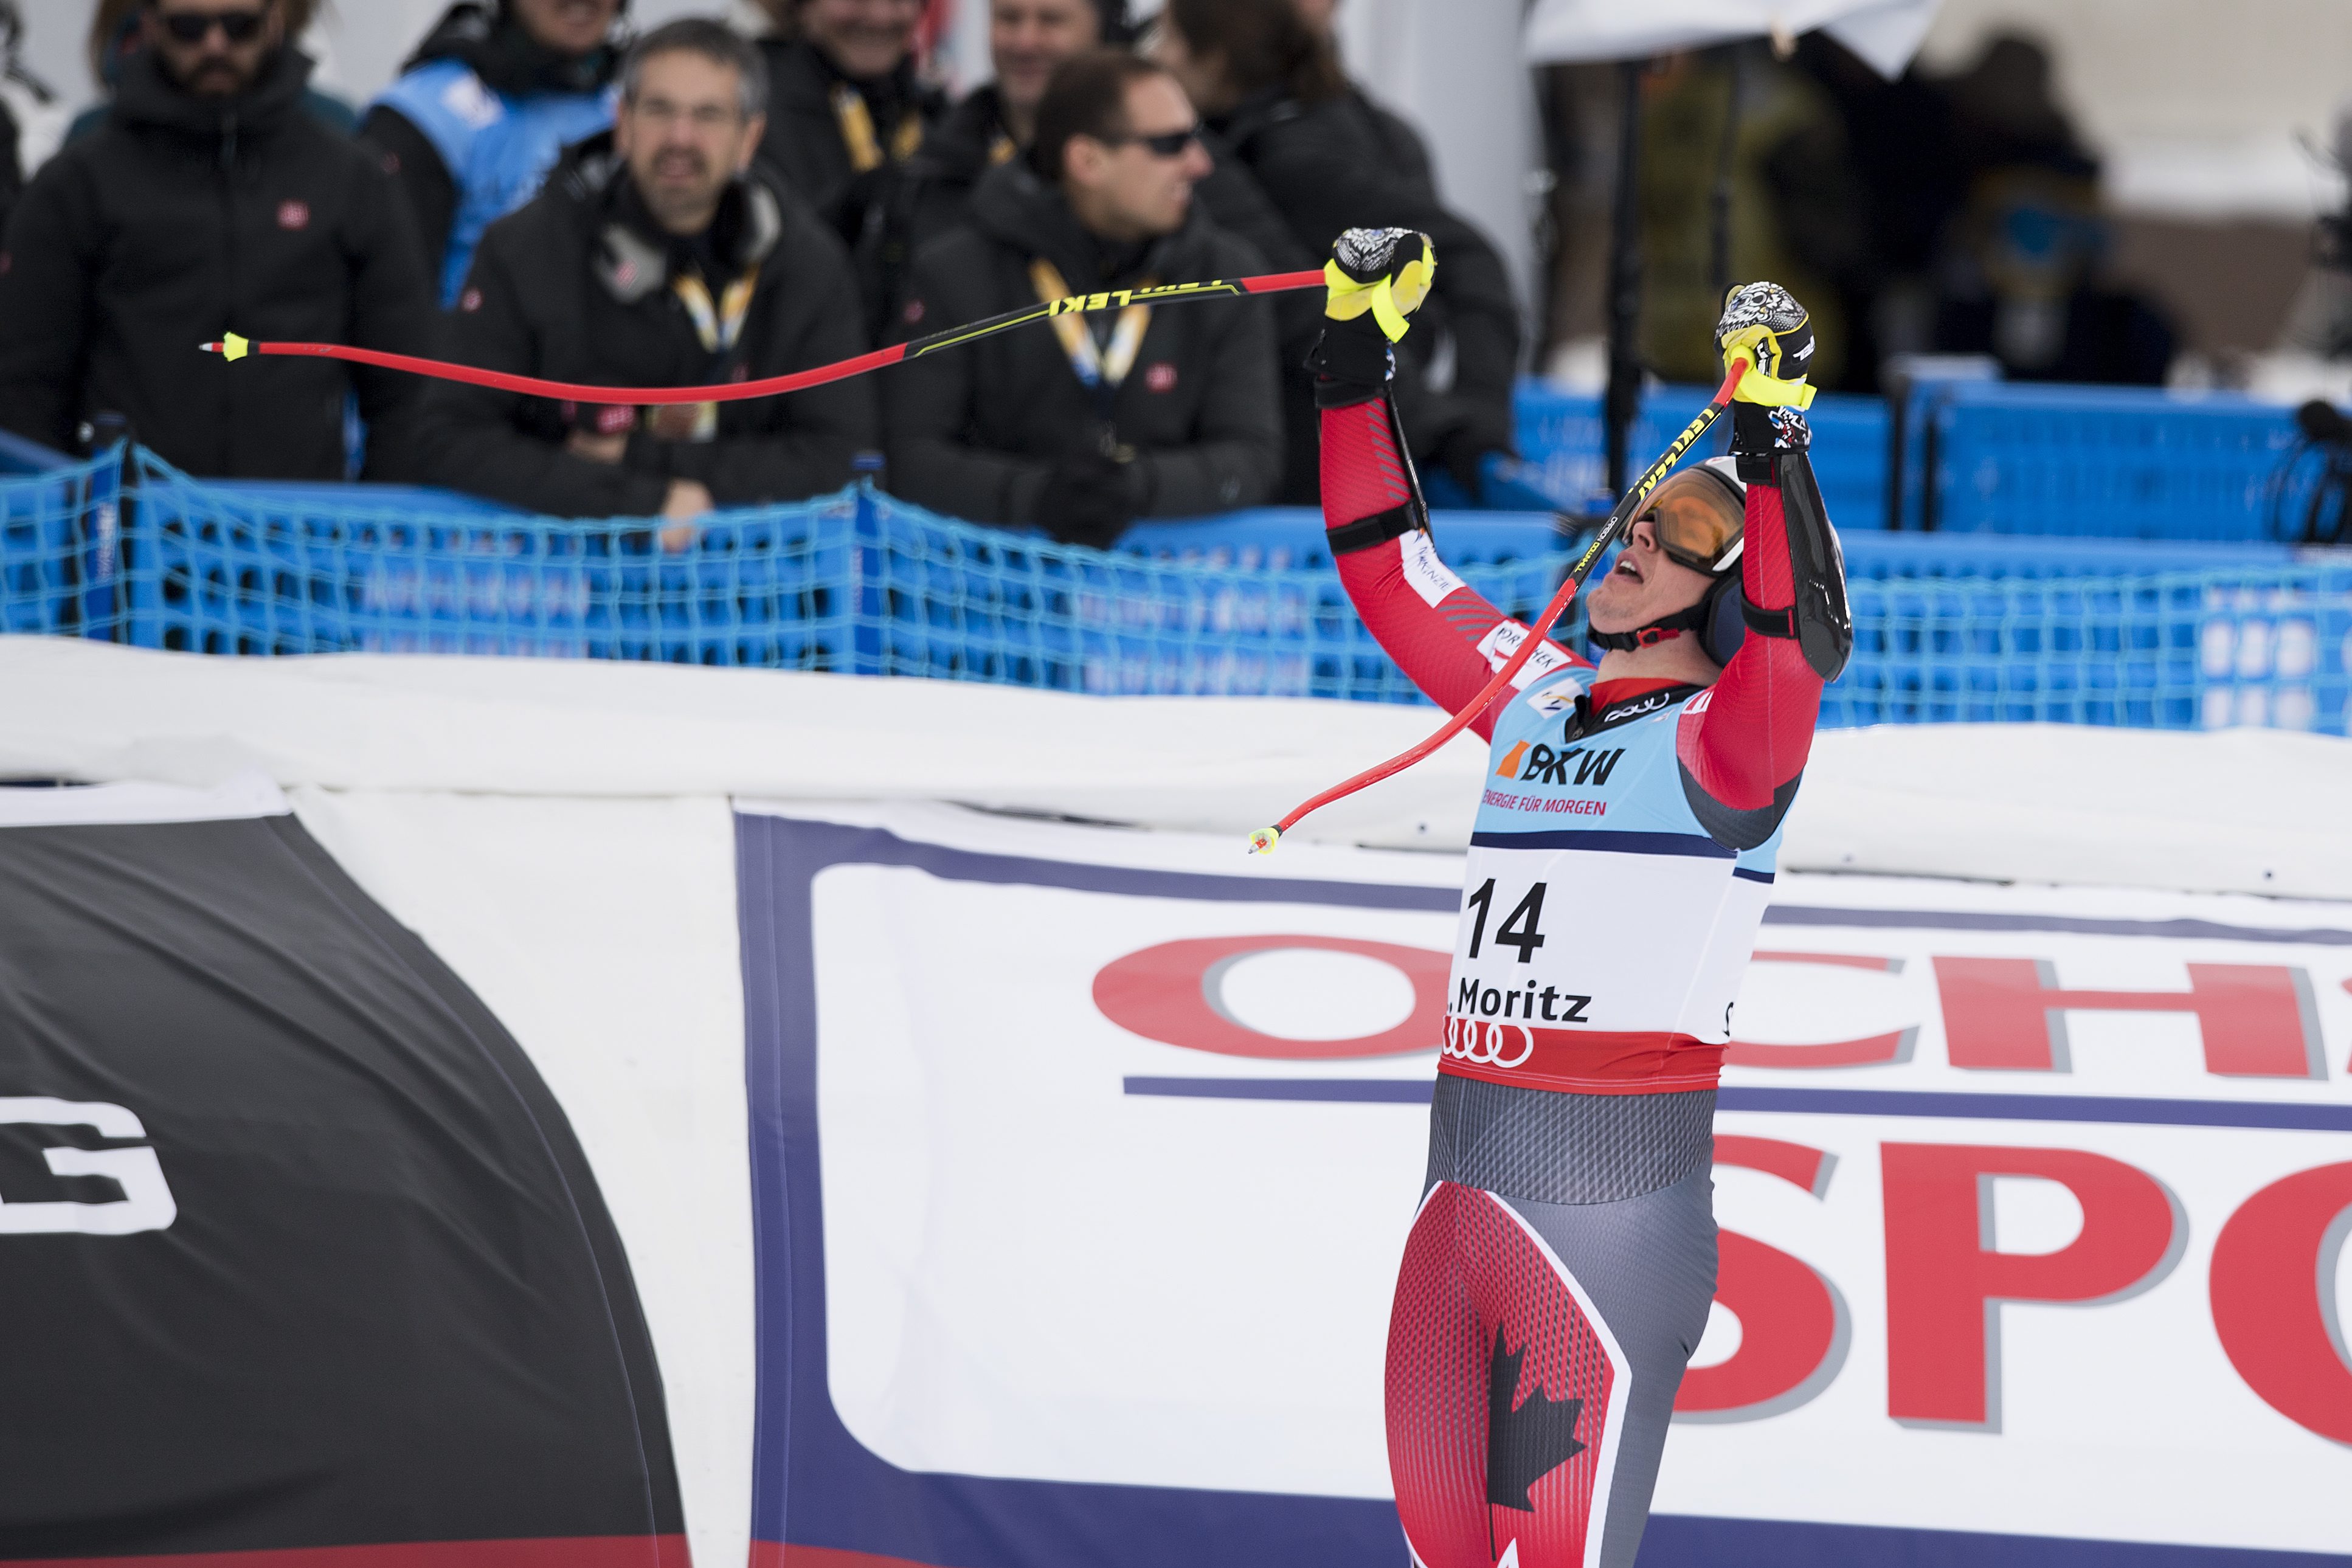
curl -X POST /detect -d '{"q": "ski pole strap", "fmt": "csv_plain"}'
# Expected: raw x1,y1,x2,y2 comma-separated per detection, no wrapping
1324,500,1421,556
1741,599,1799,639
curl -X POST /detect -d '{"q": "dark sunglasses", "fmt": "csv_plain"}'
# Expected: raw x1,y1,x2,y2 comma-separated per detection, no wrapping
1107,125,1202,158
160,9,269,44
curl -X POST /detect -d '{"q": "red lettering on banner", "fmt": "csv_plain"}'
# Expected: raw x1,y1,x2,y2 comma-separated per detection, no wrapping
1931,958,2322,1077
1726,953,1914,1069
2209,1162,2352,1446
1881,1143,2181,1428
1092,935,1448,1060
1677,1136,1847,1421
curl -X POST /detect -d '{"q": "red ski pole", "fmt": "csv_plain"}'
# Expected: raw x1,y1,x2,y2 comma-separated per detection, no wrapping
199,269,1326,406
1248,359,1750,855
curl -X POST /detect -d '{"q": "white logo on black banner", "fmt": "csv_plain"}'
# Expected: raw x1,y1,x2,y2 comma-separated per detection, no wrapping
0,1097,177,1235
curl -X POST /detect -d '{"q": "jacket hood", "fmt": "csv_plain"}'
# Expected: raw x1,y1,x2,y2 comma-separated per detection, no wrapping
406,1,620,97
968,159,1207,292
550,131,787,303
111,43,311,138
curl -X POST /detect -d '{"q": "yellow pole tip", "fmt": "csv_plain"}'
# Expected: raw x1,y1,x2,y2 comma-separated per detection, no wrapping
1247,827,1281,855
220,332,249,362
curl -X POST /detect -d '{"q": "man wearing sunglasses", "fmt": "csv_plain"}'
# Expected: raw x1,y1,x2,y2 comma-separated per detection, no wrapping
884,49,1278,547
1308,233,1850,1568
896,0,1310,297
0,0,438,482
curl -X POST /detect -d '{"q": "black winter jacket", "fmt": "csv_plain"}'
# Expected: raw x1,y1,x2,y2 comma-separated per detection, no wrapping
901,85,1315,289
884,161,1279,524
754,39,943,344
1215,88,1522,499
412,136,876,517
0,48,438,478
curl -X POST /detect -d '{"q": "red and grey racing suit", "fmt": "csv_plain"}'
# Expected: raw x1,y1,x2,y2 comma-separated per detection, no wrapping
1320,395,1827,1568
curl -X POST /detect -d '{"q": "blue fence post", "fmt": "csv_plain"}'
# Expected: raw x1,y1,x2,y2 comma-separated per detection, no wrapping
849,469,884,675
114,444,164,649
78,446,120,640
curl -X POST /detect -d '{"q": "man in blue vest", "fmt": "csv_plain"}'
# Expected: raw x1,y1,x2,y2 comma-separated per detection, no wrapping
364,0,625,306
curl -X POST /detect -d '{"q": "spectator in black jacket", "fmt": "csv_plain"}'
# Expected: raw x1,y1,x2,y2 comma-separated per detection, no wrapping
752,0,944,340
413,18,874,525
0,0,437,479
898,0,1104,252
1158,0,1522,504
901,0,1310,295
886,50,1279,544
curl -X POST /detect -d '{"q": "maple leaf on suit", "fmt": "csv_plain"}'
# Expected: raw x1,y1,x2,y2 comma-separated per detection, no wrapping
1486,1326,1586,1511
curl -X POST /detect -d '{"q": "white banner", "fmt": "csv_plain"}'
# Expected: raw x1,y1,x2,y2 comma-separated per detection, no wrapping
766,803,2352,1563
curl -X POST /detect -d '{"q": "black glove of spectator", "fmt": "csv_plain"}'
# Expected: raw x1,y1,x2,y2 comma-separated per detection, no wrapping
1039,448,1141,550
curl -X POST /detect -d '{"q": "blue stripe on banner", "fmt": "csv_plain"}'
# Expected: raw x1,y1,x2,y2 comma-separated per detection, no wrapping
1715,1086,2352,1132
1732,866,1776,883
1469,829,1735,858
1642,1514,2352,1567
1124,1076,1434,1103
1762,904,2352,945
1122,1078,2352,1130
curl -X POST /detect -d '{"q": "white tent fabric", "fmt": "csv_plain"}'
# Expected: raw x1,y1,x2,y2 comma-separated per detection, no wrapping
1525,0,1945,78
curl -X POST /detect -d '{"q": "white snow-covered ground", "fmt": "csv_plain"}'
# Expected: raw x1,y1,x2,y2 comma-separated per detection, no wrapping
9,636,2351,901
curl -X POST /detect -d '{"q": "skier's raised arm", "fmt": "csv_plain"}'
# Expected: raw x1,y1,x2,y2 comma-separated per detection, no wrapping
1308,229,1586,741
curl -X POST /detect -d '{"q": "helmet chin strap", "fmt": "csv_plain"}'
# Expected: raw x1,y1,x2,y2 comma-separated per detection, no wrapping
1588,597,1711,652
1589,570,1753,665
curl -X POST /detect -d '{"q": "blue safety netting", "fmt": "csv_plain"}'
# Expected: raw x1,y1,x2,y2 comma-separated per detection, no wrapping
3,444,2347,734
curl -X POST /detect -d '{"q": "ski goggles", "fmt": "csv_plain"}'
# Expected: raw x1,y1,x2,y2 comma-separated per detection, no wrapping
1634,467,1745,574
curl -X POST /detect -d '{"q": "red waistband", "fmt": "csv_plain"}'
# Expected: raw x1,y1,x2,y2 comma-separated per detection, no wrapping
1436,1018,1726,1094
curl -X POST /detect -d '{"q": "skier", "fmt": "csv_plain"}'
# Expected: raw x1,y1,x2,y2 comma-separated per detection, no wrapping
1308,228,1847,1568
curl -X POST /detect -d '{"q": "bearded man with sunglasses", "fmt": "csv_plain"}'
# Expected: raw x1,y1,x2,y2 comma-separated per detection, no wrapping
1312,231,1850,1568
0,0,437,481
884,49,1278,547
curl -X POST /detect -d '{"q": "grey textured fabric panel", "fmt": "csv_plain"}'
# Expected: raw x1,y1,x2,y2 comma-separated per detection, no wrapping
1423,1076,1716,1204
1506,1169,1720,1568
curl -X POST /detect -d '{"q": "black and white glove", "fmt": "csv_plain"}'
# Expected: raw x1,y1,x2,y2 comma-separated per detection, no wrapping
1304,227,1435,401
1715,281,1818,475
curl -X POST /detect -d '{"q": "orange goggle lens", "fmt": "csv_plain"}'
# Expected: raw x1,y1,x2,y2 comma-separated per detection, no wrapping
1636,470,1743,573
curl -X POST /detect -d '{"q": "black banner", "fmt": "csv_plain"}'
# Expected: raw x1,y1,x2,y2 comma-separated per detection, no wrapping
0,810,685,1565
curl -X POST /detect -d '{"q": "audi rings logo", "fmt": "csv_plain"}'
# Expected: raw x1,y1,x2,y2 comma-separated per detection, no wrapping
1442,1016,1535,1069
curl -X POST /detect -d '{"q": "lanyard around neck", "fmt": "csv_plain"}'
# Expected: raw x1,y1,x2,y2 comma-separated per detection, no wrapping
1029,257,1154,392
832,83,924,174
660,266,759,441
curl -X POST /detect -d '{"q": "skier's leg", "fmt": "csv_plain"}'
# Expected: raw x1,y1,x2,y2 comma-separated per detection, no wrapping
1501,1167,1719,1568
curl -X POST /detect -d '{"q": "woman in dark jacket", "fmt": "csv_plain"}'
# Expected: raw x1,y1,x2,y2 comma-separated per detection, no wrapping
1156,0,1521,503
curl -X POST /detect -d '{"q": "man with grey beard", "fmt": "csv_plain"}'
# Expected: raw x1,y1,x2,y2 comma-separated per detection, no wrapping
413,17,876,527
